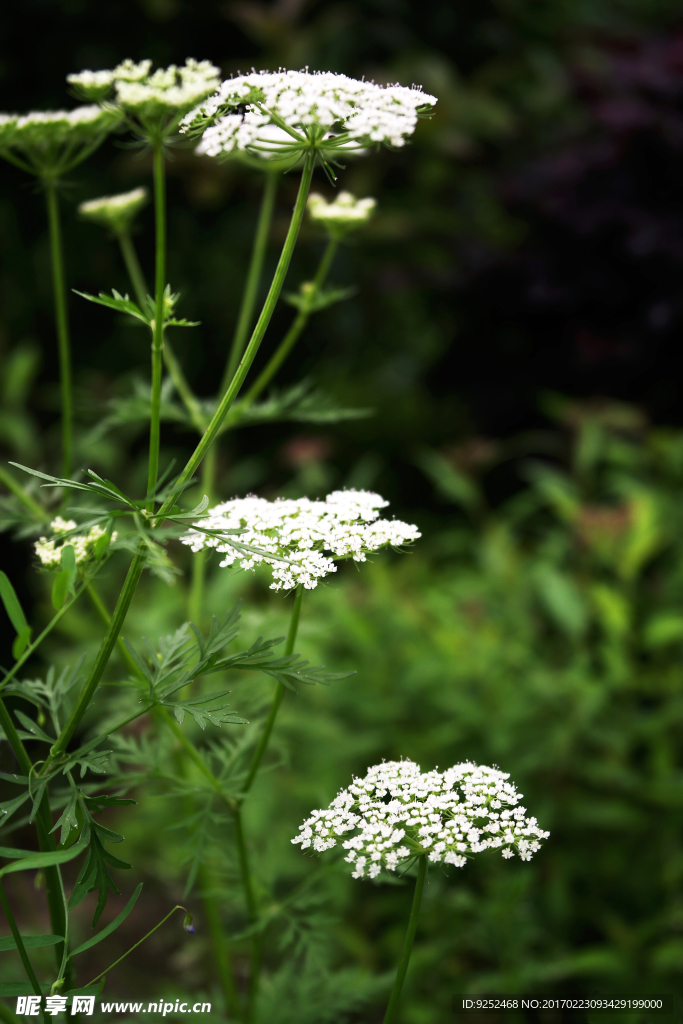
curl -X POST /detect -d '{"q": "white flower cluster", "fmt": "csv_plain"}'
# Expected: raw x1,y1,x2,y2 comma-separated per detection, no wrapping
78,186,149,234
308,191,376,236
292,760,550,879
180,489,420,591
68,59,220,130
181,69,436,159
34,517,116,569
0,106,121,174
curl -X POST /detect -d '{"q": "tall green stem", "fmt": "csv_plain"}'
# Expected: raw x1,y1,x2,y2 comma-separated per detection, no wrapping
44,180,73,478
147,142,167,512
188,445,216,626
221,171,279,394
46,548,146,764
0,700,69,979
118,231,148,309
241,238,338,409
241,586,303,799
155,150,316,522
382,856,427,1024
197,864,241,1019
0,879,46,1022
238,586,303,1021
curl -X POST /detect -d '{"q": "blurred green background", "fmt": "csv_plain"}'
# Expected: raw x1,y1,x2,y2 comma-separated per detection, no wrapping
2,1,683,1021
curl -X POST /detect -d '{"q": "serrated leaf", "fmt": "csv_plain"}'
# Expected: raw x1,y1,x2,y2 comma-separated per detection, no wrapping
74,288,151,325
160,690,247,730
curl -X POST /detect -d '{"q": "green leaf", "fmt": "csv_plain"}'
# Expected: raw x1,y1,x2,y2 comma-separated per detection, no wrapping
62,749,111,778
0,983,50,996
0,571,32,659
14,709,54,744
0,842,87,877
0,934,63,952
73,288,151,325
0,792,31,827
70,883,143,956
160,690,248,730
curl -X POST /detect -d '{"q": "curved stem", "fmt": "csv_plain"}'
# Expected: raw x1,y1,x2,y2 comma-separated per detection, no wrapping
0,879,46,1023
221,171,279,393
382,856,427,1024
0,701,69,980
147,142,166,512
117,231,148,309
188,445,216,627
241,585,303,798
241,238,338,409
46,548,147,764
154,150,316,522
240,586,303,1021
44,180,73,478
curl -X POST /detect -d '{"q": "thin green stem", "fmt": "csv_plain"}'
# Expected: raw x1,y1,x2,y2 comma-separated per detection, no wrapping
117,231,148,309
46,548,146,765
241,586,303,798
197,865,241,1018
240,586,303,1021
147,142,167,512
0,1001,21,1024
154,150,316,523
221,171,279,393
0,464,44,518
187,445,216,626
0,559,111,695
83,905,187,989
163,341,207,435
382,856,427,1024
0,701,69,978
0,879,47,1023
241,238,338,409
44,180,73,478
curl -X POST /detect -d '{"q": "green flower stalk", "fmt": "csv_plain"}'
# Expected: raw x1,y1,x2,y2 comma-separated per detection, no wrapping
0,106,121,476
294,760,549,1022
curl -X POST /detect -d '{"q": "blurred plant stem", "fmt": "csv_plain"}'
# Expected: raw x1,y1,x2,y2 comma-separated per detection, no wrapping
187,446,216,626
382,855,427,1024
44,180,73,478
0,699,70,981
240,585,303,1020
118,230,148,309
0,464,44,517
0,880,46,1023
146,142,167,513
221,171,279,394
240,237,338,410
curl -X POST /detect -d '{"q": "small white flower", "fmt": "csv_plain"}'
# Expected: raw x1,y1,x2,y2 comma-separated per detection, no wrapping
34,518,117,569
292,759,549,879
78,186,149,235
180,488,420,590
181,69,436,163
307,191,376,237
68,58,220,138
0,106,121,176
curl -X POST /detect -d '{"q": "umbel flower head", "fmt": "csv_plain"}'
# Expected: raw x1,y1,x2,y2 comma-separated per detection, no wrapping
292,759,550,879
180,69,437,167
78,186,149,235
0,106,121,178
34,517,116,569
180,489,420,591
67,59,221,141
307,191,376,237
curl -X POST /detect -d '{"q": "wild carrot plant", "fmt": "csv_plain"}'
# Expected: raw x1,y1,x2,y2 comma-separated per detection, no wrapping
0,57,548,1022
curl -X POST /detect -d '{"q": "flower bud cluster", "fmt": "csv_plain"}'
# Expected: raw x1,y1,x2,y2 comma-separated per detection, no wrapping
292,759,549,879
181,69,436,160
181,489,420,591
34,517,116,569
68,59,220,136
78,186,149,235
0,106,121,176
307,192,376,237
